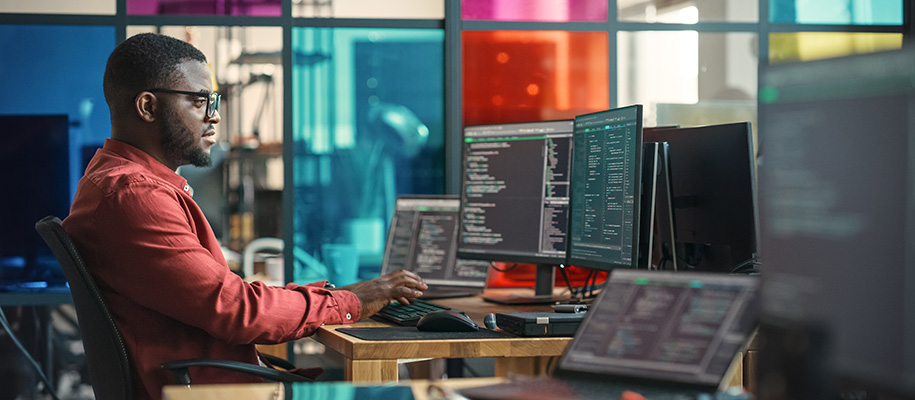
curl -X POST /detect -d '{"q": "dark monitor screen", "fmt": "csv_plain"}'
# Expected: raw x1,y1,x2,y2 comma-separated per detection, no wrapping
457,119,574,264
0,114,70,290
643,122,759,273
567,105,643,271
382,195,489,288
758,49,915,398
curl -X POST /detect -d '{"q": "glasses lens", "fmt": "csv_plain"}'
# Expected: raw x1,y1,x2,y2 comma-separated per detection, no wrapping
208,93,220,117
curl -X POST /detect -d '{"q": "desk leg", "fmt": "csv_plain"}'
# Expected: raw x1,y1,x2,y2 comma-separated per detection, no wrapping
344,359,399,383
495,356,553,377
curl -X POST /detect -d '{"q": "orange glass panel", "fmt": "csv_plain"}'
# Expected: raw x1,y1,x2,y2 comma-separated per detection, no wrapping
462,31,609,126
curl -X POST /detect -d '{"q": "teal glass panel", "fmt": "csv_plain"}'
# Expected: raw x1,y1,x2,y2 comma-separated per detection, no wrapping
291,28,445,285
770,0,902,25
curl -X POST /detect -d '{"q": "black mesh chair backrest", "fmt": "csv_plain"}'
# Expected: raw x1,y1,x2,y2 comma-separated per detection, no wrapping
35,216,133,400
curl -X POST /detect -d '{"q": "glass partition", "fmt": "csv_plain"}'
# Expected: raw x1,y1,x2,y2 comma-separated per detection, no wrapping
770,32,903,64
0,24,115,197
618,31,758,131
0,0,114,14
462,30,609,126
291,28,445,285
293,0,443,18
128,0,280,16
770,0,902,25
619,0,758,23
462,0,607,22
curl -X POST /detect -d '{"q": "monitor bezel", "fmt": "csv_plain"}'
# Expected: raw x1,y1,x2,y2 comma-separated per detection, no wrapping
566,104,644,272
455,119,575,265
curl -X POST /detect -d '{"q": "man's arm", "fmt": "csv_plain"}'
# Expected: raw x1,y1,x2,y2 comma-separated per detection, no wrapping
332,270,428,318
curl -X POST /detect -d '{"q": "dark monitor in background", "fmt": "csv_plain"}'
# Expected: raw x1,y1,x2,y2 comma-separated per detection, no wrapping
0,114,70,291
758,49,915,399
457,119,574,304
567,105,643,272
643,122,759,273
381,195,489,299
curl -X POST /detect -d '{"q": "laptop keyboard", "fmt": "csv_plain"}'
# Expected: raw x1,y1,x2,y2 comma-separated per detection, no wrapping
372,299,465,326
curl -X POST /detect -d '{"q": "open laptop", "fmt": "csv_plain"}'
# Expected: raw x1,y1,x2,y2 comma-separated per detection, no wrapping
459,270,759,400
381,195,490,299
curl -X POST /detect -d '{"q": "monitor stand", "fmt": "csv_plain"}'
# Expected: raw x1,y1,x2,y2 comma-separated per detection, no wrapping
482,264,572,305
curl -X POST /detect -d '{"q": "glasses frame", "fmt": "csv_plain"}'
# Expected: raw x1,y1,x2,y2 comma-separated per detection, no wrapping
147,88,220,118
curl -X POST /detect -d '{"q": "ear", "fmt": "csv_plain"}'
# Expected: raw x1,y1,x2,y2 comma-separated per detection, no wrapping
135,92,157,123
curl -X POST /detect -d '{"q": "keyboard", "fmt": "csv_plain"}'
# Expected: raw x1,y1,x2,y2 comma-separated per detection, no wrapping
371,299,465,326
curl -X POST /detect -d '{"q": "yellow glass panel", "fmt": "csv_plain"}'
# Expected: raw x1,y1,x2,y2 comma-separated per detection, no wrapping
770,32,902,64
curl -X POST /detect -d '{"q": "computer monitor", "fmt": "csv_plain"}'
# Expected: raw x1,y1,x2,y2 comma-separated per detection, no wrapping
643,122,759,273
567,105,644,271
457,119,574,303
381,195,489,298
758,48,915,399
0,114,70,291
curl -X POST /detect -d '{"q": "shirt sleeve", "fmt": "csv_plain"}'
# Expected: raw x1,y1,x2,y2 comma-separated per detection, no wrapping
87,179,361,345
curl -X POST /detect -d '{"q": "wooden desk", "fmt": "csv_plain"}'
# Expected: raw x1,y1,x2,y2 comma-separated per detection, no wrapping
313,288,573,383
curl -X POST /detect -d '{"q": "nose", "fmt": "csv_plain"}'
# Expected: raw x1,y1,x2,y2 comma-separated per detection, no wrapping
208,109,221,124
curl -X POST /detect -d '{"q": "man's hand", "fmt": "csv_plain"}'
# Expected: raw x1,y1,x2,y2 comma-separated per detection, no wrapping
335,270,428,319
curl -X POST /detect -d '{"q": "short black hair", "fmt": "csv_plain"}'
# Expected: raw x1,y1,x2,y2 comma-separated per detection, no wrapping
103,33,207,119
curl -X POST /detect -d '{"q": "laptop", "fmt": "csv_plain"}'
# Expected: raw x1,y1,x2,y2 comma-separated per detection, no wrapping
459,270,760,400
381,195,490,299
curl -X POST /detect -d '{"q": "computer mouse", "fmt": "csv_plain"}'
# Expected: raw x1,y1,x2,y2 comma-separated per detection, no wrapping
416,310,479,332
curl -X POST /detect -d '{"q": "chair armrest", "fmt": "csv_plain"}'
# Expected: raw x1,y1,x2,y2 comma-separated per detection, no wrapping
260,353,296,371
161,358,312,385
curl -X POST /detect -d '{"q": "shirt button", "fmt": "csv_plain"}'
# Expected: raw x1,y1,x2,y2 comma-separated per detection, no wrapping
345,313,352,320
183,184,190,191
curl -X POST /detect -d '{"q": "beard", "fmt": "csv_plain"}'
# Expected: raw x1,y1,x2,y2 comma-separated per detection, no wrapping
160,105,212,168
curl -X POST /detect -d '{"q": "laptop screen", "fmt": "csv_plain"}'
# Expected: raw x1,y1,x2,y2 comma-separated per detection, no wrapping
382,196,489,288
559,270,759,388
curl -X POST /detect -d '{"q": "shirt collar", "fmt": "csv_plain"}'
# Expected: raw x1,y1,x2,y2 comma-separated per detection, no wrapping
103,138,190,193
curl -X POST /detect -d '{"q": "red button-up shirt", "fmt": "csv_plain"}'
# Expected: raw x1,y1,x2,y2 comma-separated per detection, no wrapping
64,139,361,400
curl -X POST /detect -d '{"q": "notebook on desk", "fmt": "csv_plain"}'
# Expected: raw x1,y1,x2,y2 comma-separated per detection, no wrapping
380,195,490,299
459,270,760,400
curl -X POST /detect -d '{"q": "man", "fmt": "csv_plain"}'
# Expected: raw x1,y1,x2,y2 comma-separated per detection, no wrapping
64,33,427,400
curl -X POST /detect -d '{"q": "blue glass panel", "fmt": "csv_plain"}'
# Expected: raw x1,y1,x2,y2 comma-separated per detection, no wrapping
291,28,445,285
770,0,902,25
0,25,115,202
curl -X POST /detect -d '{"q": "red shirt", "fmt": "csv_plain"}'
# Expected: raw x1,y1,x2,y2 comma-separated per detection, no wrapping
64,139,361,400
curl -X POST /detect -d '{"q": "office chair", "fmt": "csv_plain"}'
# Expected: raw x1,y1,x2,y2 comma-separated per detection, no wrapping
35,216,309,400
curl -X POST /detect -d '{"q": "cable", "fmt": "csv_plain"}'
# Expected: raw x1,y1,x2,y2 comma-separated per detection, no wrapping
488,261,518,273
557,264,576,297
730,254,761,274
0,306,62,400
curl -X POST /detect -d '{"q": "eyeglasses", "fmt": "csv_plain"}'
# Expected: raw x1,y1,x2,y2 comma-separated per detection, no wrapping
147,88,221,119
